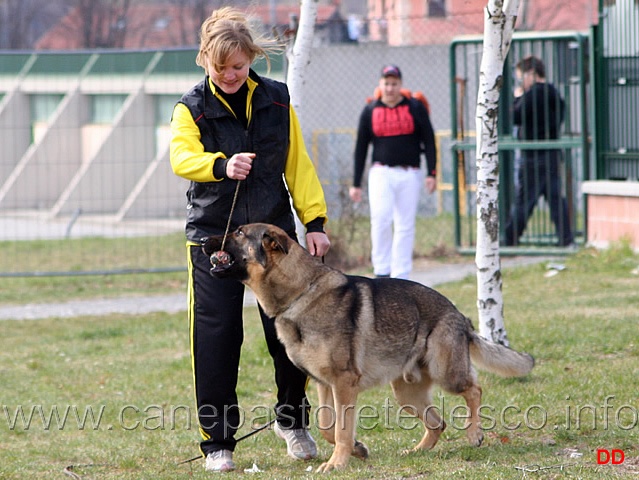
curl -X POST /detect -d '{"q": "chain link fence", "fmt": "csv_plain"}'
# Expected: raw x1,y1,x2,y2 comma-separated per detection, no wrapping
0,38,459,276
2,35,600,275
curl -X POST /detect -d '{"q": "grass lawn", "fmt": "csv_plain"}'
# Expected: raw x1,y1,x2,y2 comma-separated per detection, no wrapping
1,244,638,479
0,215,455,304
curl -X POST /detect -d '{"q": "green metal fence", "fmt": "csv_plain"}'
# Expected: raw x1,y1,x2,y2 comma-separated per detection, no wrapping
450,31,591,253
593,0,639,181
0,44,452,276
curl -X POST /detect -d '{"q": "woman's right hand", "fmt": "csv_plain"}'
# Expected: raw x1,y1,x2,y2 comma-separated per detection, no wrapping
226,152,256,180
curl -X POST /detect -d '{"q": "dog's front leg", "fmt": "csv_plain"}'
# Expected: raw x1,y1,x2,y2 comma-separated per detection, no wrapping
316,379,359,473
316,382,336,445
317,382,369,462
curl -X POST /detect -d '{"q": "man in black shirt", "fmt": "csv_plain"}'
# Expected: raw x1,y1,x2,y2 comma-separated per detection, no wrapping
350,65,437,278
504,56,574,247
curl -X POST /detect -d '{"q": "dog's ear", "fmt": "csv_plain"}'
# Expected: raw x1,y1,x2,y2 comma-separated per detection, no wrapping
262,228,289,255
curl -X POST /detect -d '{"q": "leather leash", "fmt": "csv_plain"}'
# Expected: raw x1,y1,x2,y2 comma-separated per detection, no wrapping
176,418,276,465
220,179,241,252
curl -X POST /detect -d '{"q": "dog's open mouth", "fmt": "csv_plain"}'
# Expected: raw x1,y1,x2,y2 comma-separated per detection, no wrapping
209,250,235,274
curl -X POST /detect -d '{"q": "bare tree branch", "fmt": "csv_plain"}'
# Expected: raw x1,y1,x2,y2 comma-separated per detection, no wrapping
0,0,67,49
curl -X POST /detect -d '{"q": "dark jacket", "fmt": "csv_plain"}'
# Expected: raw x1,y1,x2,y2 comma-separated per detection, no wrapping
176,71,295,241
514,82,564,158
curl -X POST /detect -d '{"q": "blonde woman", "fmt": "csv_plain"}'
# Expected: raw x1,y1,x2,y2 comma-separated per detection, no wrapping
170,7,330,472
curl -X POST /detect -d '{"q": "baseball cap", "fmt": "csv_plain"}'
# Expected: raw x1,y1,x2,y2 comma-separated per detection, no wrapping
381,65,402,79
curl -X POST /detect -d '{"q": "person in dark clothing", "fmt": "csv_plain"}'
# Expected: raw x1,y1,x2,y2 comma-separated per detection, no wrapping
349,65,437,278
169,7,330,472
504,56,574,247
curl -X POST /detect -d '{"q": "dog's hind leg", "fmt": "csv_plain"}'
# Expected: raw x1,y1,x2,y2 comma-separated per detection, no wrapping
390,375,446,452
430,330,484,448
459,381,483,447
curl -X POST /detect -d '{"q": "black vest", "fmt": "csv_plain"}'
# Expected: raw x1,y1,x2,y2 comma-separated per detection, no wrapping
178,70,295,241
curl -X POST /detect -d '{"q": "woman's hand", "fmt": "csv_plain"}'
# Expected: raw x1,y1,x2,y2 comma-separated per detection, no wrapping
306,232,331,257
226,152,256,180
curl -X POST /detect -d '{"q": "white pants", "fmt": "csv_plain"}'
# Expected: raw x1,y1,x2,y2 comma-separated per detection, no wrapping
368,164,422,279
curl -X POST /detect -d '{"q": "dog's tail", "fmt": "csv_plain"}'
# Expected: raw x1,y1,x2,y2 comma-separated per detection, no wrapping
469,332,534,377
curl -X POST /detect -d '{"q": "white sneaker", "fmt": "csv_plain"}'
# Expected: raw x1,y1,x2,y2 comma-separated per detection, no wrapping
274,422,318,460
204,450,235,472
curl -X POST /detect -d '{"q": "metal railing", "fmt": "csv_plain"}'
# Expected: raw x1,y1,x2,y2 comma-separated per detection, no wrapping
449,31,591,253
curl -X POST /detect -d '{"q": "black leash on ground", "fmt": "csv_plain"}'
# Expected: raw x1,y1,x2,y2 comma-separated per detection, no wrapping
176,418,276,465
62,463,113,479
62,420,277,477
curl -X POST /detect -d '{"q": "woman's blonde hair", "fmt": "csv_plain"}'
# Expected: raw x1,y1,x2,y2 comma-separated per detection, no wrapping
195,7,282,74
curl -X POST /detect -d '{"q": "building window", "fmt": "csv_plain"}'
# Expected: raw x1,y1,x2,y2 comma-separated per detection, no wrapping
89,95,127,124
429,0,446,17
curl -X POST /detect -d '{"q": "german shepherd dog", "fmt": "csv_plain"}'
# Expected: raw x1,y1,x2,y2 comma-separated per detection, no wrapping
202,223,534,472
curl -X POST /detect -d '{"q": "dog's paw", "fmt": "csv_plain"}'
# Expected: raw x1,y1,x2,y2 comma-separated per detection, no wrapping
316,460,347,473
352,440,369,460
316,449,352,473
467,427,484,447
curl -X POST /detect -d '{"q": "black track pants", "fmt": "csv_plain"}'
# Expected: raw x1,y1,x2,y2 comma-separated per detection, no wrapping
187,244,310,455
504,151,573,246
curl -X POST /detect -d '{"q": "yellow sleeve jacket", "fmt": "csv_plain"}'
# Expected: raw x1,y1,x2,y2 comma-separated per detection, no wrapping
170,70,327,242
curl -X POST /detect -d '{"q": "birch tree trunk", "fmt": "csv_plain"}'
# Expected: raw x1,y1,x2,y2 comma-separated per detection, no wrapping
286,0,318,123
475,0,520,345
285,0,319,245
